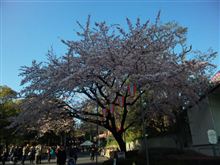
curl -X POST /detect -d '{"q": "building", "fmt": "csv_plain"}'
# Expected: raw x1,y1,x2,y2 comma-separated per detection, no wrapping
187,84,220,156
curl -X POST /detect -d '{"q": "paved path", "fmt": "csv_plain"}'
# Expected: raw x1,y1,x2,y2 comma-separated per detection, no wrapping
4,152,108,165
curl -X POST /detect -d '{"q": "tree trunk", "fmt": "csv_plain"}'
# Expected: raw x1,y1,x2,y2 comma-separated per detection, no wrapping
64,133,67,148
112,131,126,152
60,134,63,145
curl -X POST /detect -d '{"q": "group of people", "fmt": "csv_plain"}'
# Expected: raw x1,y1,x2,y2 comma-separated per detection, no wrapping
48,145,78,165
0,144,42,165
0,144,78,165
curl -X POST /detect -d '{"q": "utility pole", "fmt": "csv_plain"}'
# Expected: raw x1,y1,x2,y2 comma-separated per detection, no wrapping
96,103,99,165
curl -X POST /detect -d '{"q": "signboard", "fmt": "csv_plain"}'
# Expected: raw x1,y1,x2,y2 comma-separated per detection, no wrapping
207,129,218,144
117,151,125,159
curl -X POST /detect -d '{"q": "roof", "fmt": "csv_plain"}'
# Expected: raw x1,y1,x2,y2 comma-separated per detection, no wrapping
187,83,220,110
80,140,93,146
208,83,220,95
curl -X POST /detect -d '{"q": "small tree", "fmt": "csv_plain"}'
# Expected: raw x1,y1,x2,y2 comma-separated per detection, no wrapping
19,14,217,152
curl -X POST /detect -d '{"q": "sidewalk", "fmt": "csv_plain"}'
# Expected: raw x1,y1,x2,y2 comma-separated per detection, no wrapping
4,153,108,165
77,152,108,165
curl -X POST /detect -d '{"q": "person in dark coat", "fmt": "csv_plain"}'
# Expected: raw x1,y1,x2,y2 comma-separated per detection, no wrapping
69,146,78,163
21,145,29,165
47,147,52,163
12,146,19,165
29,146,35,165
1,148,8,165
56,146,66,165
90,146,95,161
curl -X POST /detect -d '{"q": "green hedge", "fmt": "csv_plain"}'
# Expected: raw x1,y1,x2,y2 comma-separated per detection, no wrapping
102,149,220,165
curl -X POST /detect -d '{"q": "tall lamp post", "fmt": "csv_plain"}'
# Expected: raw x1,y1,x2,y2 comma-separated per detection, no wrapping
138,87,149,165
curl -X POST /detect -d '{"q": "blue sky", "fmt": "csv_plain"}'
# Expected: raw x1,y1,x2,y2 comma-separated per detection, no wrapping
1,0,220,92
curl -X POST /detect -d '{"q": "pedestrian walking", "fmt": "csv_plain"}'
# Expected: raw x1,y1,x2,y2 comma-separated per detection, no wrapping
21,144,29,165
12,146,19,165
35,145,42,164
56,146,66,165
9,145,15,163
90,146,95,161
1,148,8,165
47,147,52,163
29,146,35,164
69,145,78,163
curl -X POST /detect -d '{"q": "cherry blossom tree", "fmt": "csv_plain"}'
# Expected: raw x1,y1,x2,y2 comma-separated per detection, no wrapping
19,14,217,152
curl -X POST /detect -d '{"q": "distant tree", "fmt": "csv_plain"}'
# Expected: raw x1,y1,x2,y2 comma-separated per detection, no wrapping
76,121,97,141
0,86,19,146
19,13,217,152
